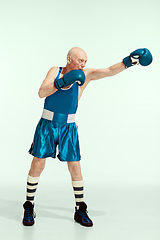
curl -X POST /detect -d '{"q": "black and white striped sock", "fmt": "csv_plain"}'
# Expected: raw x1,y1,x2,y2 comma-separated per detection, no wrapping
72,180,84,210
26,175,39,204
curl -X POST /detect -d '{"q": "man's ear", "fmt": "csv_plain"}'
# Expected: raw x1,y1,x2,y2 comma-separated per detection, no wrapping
67,56,71,64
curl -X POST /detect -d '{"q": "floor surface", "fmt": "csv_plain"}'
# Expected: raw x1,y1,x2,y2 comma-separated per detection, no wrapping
0,177,159,240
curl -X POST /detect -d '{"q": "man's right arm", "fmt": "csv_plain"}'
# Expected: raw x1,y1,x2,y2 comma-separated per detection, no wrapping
38,67,59,98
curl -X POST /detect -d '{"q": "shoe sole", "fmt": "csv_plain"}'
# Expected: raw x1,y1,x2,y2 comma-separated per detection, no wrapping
74,219,93,227
22,220,35,226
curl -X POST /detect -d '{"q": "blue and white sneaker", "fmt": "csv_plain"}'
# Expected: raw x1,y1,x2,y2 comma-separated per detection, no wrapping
22,201,36,226
74,202,93,227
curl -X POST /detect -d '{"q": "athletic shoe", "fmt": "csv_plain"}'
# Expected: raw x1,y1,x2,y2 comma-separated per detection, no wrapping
22,201,36,226
74,202,93,227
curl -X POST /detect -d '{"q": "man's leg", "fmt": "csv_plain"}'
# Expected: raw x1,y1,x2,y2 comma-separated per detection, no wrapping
67,161,84,208
23,157,46,226
27,157,46,203
29,157,46,177
67,161,93,227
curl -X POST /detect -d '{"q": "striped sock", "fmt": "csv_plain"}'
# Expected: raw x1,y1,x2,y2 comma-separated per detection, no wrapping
26,175,39,204
72,180,84,210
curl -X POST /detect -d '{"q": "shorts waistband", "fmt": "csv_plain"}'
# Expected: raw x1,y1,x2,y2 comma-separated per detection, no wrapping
41,109,76,123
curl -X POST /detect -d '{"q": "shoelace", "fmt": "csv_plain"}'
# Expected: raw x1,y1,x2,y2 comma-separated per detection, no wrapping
24,208,33,220
78,209,90,222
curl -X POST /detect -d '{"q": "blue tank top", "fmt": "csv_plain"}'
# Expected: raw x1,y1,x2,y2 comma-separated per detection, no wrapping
44,67,79,114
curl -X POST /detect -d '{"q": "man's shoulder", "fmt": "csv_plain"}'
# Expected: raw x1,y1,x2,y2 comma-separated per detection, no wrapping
49,66,59,72
83,68,95,75
83,68,96,82
46,66,60,77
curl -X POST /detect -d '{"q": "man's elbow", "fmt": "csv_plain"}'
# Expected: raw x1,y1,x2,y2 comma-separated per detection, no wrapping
38,89,44,98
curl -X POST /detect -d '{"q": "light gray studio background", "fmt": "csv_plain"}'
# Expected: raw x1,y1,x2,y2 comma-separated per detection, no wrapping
0,0,160,239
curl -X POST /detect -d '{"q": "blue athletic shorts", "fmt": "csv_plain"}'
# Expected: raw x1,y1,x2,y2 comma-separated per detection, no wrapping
29,118,81,162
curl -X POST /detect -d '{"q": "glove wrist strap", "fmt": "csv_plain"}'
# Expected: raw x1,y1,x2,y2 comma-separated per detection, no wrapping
123,56,132,68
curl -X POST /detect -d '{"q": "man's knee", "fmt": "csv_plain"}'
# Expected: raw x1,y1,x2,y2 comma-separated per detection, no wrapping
68,161,80,171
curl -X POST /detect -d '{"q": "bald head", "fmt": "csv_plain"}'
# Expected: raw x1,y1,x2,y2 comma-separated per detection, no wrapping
66,47,87,70
67,47,87,58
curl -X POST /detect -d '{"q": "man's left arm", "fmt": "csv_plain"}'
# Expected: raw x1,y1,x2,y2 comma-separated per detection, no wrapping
81,48,153,92
85,62,125,82
79,62,125,97
78,62,125,99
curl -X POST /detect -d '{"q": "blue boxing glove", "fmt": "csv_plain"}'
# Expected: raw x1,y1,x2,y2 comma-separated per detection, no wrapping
123,48,153,68
54,69,85,89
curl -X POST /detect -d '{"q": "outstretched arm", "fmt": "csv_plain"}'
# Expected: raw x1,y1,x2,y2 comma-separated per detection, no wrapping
80,61,125,94
85,62,125,81
78,62,125,100
80,48,153,95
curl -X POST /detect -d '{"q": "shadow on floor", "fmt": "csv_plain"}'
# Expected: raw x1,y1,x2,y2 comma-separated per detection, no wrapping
0,199,106,224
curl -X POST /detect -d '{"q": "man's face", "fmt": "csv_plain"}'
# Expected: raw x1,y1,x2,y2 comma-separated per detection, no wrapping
68,52,87,70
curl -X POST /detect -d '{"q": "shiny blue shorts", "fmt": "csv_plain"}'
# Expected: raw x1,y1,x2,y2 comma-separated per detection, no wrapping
29,116,81,162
